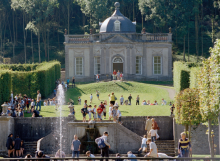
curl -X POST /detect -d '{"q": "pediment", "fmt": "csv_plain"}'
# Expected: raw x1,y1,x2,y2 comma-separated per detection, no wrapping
103,34,133,43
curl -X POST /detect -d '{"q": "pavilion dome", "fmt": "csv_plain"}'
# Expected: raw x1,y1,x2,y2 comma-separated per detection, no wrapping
100,2,136,33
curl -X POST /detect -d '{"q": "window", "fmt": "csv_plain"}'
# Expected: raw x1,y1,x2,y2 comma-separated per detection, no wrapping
94,57,101,75
136,56,142,75
114,20,120,31
153,56,162,75
75,57,83,75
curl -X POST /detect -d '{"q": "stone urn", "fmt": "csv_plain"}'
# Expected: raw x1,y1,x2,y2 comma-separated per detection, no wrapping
68,104,75,116
1,102,8,116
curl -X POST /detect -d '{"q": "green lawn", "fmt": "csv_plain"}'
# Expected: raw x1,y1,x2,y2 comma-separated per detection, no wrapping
25,81,174,119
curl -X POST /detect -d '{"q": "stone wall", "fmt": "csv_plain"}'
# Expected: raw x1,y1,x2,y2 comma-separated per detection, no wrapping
0,117,14,154
13,117,74,141
174,123,219,155
122,116,174,140
0,116,219,155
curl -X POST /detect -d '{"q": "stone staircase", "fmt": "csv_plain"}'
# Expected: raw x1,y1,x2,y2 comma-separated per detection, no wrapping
146,140,176,157
24,141,37,156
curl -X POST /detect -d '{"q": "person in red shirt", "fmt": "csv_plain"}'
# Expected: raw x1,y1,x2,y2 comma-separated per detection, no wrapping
97,105,103,122
113,70,117,75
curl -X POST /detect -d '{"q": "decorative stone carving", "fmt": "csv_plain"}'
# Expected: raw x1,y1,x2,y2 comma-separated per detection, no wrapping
113,56,123,63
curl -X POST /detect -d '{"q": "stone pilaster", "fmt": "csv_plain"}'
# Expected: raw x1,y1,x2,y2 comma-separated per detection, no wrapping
0,117,14,153
65,46,69,80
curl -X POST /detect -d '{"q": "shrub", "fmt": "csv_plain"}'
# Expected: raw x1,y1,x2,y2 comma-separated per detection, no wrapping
0,70,11,105
190,67,202,89
174,61,202,92
0,61,61,101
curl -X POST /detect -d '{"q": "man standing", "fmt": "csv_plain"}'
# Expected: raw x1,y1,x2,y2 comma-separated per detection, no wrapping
145,117,152,136
71,135,81,159
95,131,110,161
178,132,191,158
145,138,158,158
128,94,132,105
36,90,41,111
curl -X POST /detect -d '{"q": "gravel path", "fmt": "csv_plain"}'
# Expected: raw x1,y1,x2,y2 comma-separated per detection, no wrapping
157,86,176,100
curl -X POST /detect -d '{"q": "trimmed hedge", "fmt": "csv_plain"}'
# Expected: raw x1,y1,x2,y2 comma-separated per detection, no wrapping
174,61,202,92
0,64,38,71
0,71,11,105
0,61,61,104
190,67,202,89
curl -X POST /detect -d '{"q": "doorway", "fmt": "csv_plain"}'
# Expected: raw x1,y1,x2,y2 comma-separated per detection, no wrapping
113,63,123,73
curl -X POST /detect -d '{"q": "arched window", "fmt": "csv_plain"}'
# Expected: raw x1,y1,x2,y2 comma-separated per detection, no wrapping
113,57,123,63
114,20,121,31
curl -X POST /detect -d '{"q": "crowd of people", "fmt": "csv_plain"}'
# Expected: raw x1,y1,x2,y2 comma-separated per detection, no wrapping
0,90,42,118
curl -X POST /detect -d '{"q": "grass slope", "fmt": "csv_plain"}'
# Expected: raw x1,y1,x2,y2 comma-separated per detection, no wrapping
25,81,174,119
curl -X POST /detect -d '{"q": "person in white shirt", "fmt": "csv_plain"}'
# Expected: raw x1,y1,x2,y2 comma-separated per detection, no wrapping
138,135,148,153
88,105,92,121
36,90,41,111
145,138,158,158
119,95,124,105
93,105,97,121
116,107,122,124
43,100,47,106
149,127,157,142
161,98,167,105
108,103,113,120
90,94,93,103
86,151,95,161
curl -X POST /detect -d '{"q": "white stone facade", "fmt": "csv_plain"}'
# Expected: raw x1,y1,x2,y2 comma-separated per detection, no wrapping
64,33,172,81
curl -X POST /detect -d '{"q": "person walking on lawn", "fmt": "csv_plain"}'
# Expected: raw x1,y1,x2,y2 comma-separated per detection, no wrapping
36,90,41,111
95,131,110,161
136,95,140,105
128,94,132,105
81,105,87,122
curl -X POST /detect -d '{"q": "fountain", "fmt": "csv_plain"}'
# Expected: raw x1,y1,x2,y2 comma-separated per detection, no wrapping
56,84,65,156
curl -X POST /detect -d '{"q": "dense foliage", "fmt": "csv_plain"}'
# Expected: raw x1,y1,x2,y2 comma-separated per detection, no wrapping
0,64,38,71
0,61,61,105
0,70,12,106
0,0,219,64
174,61,202,92
175,88,202,126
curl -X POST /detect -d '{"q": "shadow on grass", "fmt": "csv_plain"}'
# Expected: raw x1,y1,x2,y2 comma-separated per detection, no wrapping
66,86,84,105
139,81,173,86
121,111,129,113
115,82,128,91
123,82,133,87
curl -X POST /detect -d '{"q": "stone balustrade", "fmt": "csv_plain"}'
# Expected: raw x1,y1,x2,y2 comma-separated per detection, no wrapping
64,33,172,44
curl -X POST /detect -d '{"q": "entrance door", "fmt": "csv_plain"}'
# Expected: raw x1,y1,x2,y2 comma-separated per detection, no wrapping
113,63,123,73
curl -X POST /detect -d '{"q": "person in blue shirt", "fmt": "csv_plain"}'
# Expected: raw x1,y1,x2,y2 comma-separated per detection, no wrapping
127,151,137,161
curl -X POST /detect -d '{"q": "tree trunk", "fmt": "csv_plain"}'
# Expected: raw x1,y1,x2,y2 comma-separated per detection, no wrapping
133,0,135,21
48,30,49,61
195,11,199,62
38,32,41,63
185,124,189,138
12,11,15,62
183,35,185,61
68,0,70,35
189,125,192,157
23,11,27,63
208,119,214,158
31,30,34,63
212,17,214,46
219,113,220,156
188,26,190,62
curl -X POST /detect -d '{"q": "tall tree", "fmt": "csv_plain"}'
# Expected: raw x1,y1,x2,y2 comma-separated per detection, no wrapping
198,39,220,157
11,0,59,63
